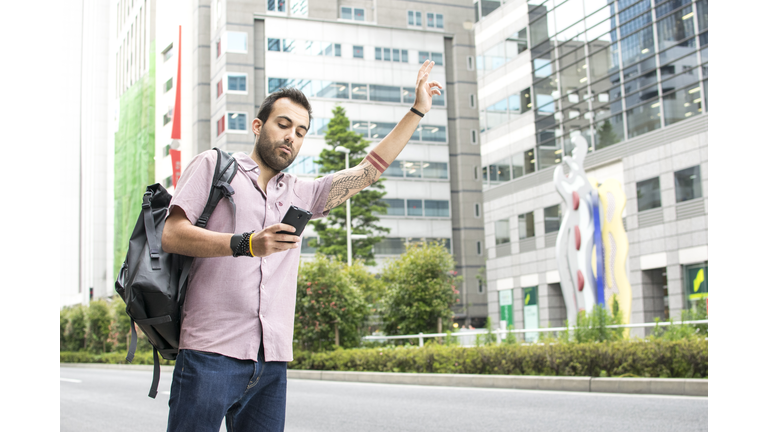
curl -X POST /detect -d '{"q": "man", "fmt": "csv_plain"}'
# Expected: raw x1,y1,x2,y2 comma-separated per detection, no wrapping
161,61,442,431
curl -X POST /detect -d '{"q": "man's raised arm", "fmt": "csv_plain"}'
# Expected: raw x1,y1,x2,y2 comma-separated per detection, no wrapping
324,60,443,211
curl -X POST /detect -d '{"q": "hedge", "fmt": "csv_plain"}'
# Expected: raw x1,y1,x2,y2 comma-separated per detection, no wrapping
61,339,707,379
290,339,708,379
60,351,175,366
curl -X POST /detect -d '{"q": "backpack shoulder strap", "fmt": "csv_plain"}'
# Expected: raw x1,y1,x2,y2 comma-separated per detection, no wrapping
195,148,238,231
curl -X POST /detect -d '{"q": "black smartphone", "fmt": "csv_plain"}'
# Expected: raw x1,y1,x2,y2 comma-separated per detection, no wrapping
276,205,312,243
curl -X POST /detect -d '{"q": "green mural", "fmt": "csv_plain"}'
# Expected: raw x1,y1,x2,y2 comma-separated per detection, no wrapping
113,41,156,277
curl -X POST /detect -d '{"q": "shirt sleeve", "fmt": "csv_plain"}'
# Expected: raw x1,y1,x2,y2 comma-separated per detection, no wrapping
167,150,217,224
292,174,334,220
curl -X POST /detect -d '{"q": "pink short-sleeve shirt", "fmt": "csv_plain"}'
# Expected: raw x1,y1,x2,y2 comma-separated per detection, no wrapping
167,150,332,362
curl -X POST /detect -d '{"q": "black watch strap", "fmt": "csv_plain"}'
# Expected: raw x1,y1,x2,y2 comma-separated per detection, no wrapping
230,234,244,257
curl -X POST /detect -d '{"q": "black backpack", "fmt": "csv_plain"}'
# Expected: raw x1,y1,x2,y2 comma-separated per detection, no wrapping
115,148,238,398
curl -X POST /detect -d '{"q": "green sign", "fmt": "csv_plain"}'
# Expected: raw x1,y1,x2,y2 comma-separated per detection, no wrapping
499,290,513,331
685,264,708,307
523,286,539,342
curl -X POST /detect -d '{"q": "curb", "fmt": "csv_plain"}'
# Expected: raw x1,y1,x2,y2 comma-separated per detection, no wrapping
286,370,707,397
60,364,706,397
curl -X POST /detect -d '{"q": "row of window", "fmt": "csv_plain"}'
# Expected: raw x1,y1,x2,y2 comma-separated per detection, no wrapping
268,78,445,106
637,165,702,212
495,205,561,246
267,38,445,66
491,163,705,245
408,11,445,29
476,28,528,74
284,155,449,181
268,39,341,57
482,149,536,187
384,161,449,180
375,199,451,218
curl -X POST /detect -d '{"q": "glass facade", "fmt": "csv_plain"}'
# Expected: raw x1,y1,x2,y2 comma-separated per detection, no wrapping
479,0,708,188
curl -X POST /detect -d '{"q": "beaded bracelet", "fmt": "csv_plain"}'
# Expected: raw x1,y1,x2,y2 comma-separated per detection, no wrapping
231,231,255,257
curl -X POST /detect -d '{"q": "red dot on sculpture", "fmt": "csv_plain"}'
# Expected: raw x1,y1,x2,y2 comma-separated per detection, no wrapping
574,226,581,250
572,191,580,210
577,270,585,291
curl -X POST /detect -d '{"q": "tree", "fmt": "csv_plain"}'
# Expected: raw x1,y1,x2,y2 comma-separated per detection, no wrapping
294,254,367,351
309,106,389,265
85,299,113,353
345,259,387,333
61,304,87,352
596,120,619,149
381,241,462,336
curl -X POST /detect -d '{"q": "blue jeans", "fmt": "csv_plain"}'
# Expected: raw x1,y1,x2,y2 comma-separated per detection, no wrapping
166,348,287,432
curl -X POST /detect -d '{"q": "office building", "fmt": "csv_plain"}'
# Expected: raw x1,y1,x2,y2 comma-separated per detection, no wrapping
474,0,708,336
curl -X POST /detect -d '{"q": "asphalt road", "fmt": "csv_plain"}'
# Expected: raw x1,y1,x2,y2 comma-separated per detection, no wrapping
61,366,707,432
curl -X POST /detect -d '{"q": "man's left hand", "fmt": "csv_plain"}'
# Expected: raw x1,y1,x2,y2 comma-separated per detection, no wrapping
412,60,443,115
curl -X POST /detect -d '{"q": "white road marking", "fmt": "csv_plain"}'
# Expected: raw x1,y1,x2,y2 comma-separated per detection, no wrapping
60,378,82,383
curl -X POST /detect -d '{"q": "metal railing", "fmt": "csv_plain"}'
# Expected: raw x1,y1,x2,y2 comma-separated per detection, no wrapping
362,320,709,347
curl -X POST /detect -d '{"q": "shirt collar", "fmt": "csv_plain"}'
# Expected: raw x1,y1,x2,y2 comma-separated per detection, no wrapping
234,152,259,172
234,152,285,182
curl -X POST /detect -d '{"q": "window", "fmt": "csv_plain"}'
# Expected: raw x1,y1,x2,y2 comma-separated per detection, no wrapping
164,78,173,93
370,85,401,103
268,38,281,52
375,238,407,255
475,203,481,218
227,74,247,92
216,79,223,98
544,205,561,233
471,130,478,145
267,0,286,12
674,166,702,203
376,47,408,62
227,112,247,131
162,43,174,62
379,198,405,216
426,13,444,29
353,45,364,59
422,162,448,179
407,199,423,216
478,279,484,294
291,0,308,16
341,6,365,21
518,212,534,239
470,94,476,109
477,241,483,255
226,32,248,53
217,116,225,136
216,39,221,58
495,220,510,245
424,200,450,217
637,177,662,211
163,108,173,126
408,10,422,26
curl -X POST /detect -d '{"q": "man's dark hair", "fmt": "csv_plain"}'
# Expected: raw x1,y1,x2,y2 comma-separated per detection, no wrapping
256,88,313,130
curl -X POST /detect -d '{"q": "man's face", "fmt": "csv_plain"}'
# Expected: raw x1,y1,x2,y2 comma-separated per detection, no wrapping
252,98,310,172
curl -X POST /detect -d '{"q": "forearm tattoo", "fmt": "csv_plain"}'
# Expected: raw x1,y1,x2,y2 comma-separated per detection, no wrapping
326,164,379,210
365,150,390,174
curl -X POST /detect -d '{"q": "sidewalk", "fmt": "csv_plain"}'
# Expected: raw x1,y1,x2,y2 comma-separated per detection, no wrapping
61,363,707,397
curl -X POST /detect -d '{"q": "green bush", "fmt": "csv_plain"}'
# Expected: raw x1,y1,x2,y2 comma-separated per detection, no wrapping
290,339,708,378
60,351,175,366
295,254,367,351
86,299,113,353
61,304,87,352
380,241,461,336
652,305,708,341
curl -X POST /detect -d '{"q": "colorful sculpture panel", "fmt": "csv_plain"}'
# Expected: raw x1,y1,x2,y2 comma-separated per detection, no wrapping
553,136,632,325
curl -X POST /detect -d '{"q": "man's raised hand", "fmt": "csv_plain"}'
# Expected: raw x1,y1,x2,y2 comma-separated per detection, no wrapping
412,60,443,115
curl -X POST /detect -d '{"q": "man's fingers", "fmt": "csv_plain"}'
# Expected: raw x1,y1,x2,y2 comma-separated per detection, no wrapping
272,223,296,233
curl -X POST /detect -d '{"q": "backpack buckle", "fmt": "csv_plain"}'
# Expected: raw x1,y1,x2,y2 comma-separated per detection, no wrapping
218,182,235,197
142,191,152,209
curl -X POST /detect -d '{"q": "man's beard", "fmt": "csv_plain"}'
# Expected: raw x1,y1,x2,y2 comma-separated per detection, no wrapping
255,130,296,172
